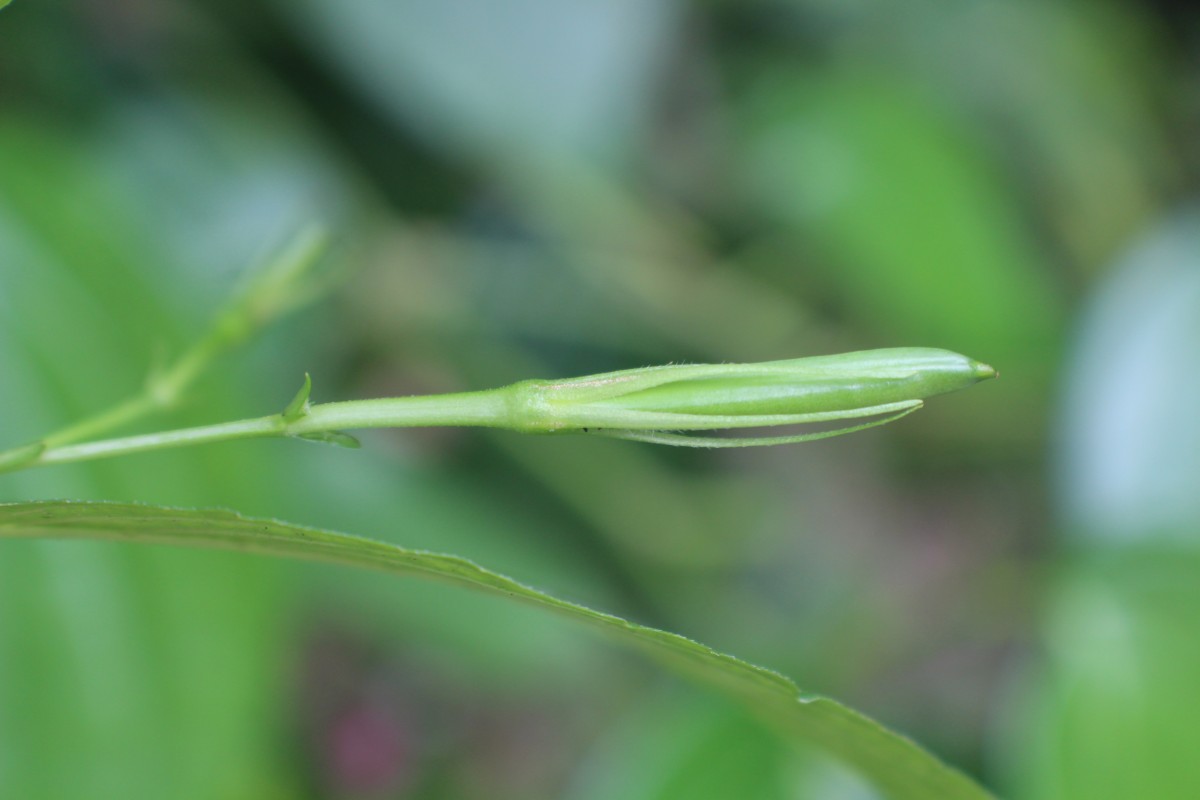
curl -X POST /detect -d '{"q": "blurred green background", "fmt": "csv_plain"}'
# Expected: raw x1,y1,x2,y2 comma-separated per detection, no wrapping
1,0,1197,797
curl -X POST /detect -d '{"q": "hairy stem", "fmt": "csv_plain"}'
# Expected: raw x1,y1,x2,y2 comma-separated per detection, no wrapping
21,391,511,471
25,227,329,453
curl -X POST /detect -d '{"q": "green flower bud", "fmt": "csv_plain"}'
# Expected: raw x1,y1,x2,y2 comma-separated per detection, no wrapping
507,348,995,447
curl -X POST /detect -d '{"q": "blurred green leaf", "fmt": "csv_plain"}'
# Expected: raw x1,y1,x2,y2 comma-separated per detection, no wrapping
0,500,992,800
1009,550,1200,800
739,71,1062,446
825,1,1169,270
0,103,336,800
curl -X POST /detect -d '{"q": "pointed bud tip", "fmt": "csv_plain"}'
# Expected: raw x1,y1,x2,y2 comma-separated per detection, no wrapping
972,361,998,381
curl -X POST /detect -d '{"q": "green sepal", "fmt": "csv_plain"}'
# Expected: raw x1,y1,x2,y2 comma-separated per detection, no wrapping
597,402,922,447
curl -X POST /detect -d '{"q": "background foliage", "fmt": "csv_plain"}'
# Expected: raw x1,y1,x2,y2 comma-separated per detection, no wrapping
1,0,1197,797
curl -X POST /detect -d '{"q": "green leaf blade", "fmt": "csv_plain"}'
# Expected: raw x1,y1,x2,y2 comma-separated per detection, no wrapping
0,500,992,800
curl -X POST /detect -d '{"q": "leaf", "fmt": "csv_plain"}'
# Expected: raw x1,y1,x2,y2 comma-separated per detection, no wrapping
0,118,297,800
0,500,992,800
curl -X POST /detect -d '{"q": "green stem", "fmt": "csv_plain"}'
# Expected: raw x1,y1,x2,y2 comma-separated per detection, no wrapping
27,227,328,452
296,392,511,431
25,391,511,471
40,395,161,449
40,340,223,449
